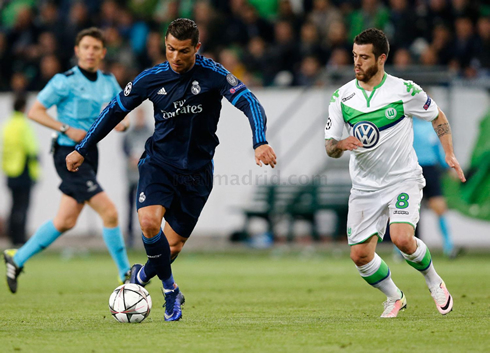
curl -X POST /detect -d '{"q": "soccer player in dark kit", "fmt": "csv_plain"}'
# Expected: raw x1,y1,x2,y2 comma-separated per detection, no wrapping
66,18,277,321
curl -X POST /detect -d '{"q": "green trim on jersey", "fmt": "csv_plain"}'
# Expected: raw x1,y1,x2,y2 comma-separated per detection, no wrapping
341,100,405,128
355,73,387,108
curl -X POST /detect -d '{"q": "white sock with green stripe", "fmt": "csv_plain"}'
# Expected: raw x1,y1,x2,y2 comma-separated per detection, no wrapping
401,238,442,288
356,253,401,299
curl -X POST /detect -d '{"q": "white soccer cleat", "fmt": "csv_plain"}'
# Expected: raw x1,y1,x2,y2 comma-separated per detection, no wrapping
430,281,453,315
380,291,407,318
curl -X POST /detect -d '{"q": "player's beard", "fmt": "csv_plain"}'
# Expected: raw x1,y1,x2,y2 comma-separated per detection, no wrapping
355,63,378,82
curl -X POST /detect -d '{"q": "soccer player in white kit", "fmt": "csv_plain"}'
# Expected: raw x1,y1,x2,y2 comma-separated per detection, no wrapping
325,28,466,318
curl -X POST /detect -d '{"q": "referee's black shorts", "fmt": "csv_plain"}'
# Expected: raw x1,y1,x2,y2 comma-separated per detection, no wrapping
421,165,443,199
54,145,103,203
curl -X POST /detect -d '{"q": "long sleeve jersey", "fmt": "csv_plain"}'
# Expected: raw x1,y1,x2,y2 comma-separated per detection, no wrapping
76,55,268,172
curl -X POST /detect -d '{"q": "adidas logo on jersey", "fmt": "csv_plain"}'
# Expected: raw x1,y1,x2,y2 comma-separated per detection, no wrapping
157,87,167,95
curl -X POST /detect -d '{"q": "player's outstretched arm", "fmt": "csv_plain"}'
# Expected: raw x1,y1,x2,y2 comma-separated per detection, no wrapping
325,136,363,158
28,100,87,142
66,150,85,172
432,108,466,182
255,144,277,168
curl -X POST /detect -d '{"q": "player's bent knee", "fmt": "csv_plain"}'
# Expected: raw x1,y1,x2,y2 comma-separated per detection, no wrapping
54,217,77,232
392,235,416,254
350,249,372,266
169,242,184,257
139,216,161,237
102,207,119,227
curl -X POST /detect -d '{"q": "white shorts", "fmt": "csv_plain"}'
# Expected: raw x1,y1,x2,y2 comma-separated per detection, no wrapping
346,180,423,245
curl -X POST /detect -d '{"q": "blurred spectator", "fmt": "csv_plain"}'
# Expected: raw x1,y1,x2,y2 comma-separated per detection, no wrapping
219,49,247,81
1,94,40,246
116,7,150,56
122,108,152,248
29,54,61,91
0,0,489,87
104,27,136,69
294,55,324,86
248,0,279,20
128,0,159,20
1,1,36,29
242,36,273,86
423,0,454,37
451,17,479,76
475,16,490,71
99,0,120,29
430,24,454,66
451,0,479,24
420,47,439,67
61,2,94,50
240,3,275,44
307,0,342,39
277,0,304,34
154,0,181,36
269,20,300,84
193,1,226,54
387,0,420,52
36,2,64,36
299,22,329,65
8,6,39,63
393,48,413,70
347,0,390,41
10,72,29,94
326,21,351,53
138,31,165,70
327,47,351,68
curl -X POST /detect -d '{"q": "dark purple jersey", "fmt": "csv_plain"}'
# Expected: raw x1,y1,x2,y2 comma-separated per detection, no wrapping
76,55,268,172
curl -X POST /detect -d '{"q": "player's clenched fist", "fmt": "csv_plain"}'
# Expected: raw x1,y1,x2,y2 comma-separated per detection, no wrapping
255,144,277,168
66,150,85,172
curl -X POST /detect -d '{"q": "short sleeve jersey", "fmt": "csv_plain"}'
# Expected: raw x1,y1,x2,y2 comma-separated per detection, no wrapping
325,73,439,191
38,66,121,146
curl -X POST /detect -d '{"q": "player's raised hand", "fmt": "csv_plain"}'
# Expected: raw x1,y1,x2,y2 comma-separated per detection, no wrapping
66,150,85,172
339,136,363,151
445,153,466,182
65,127,87,143
255,144,277,168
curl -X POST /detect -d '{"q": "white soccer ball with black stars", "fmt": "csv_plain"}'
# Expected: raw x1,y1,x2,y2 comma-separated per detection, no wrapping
109,283,152,323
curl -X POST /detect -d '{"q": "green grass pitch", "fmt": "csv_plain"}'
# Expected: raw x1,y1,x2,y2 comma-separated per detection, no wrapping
2,248,489,352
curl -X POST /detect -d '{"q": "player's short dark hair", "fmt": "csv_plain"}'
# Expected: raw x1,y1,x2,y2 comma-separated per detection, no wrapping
354,28,390,59
75,27,106,47
166,18,199,47
13,94,27,112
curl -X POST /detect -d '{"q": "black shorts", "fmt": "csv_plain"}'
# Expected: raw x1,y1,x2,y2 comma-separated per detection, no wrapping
54,145,103,203
136,155,213,238
422,165,443,199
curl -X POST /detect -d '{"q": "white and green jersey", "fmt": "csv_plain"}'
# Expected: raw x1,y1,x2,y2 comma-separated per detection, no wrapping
325,73,439,191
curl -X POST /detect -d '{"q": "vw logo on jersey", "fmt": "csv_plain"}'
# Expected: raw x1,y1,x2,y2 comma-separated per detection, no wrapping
191,81,201,95
385,107,397,120
352,121,380,149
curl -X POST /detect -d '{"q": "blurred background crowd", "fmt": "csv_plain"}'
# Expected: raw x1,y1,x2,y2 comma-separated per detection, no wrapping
1,0,490,92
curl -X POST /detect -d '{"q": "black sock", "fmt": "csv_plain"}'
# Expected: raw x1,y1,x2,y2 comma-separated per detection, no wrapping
141,229,172,281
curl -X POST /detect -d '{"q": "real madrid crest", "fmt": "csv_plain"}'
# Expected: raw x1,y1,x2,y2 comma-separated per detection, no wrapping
191,80,201,95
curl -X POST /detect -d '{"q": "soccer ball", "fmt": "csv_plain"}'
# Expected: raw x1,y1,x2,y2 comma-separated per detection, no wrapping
109,283,152,323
